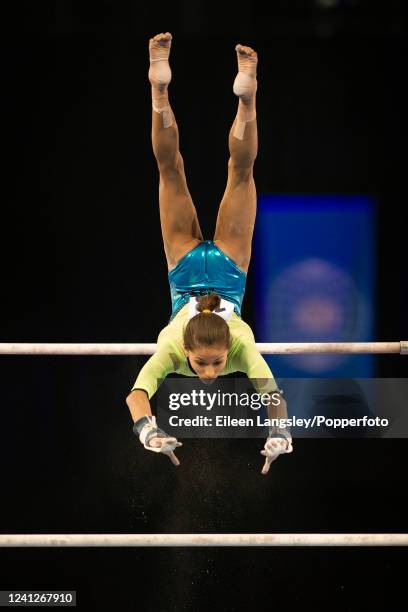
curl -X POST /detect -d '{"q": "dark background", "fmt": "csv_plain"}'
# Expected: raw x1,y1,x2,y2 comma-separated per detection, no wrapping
1,1,407,610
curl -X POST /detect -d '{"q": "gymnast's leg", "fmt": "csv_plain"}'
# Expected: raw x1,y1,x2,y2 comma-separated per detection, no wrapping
149,32,203,271
213,44,258,273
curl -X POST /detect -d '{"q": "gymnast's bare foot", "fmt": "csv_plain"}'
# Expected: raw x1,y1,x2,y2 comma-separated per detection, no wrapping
233,44,258,104
148,32,172,90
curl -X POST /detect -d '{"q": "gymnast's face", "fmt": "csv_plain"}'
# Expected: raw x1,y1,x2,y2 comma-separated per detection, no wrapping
184,345,228,385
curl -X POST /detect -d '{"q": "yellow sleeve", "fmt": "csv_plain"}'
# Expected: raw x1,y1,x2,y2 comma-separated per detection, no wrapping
130,341,176,400
234,338,279,394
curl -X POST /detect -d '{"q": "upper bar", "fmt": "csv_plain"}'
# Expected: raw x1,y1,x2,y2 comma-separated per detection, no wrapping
0,342,406,355
0,533,407,547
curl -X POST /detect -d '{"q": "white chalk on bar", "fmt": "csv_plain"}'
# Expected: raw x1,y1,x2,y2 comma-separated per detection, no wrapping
0,533,407,547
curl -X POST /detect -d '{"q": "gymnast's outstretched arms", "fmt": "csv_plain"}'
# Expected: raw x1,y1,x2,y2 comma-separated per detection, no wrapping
126,307,293,472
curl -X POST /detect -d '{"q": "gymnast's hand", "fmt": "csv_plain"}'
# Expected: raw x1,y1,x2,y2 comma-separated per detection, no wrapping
133,415,182,466
260,431,293,475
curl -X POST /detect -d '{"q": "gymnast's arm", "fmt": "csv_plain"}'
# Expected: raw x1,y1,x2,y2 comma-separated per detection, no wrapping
125,343,183,465
233,338,290,426
125,342,175,422
235,339,292,473
126,389,152,422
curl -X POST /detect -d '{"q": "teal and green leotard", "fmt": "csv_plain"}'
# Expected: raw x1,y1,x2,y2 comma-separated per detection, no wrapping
131,240,278,398
168,240,247,322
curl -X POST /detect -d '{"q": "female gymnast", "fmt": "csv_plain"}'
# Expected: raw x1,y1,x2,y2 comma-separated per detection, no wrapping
126,32,293,475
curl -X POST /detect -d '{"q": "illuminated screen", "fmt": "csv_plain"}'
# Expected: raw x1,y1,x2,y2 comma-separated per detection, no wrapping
253,194,375,377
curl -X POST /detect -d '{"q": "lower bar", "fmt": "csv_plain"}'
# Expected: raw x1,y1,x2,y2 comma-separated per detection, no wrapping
0,534,407,547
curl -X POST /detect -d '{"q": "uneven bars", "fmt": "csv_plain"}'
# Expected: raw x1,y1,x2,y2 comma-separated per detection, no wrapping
0,533,407,547
0,342,407,355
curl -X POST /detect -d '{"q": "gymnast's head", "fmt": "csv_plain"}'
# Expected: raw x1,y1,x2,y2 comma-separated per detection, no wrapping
183,293,231,385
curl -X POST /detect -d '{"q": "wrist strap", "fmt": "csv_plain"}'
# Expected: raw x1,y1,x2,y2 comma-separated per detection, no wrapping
268,426,291,441
133,415,150,436
133,415,169,446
